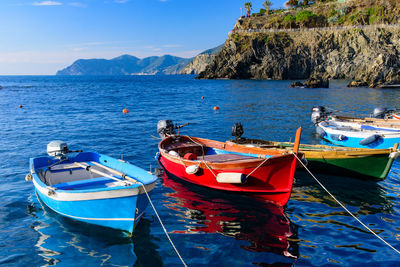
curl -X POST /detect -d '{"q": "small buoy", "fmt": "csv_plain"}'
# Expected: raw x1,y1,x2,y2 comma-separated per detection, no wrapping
122,108,129,114
213,106,220,110
25,173,32,181
359,134,381,146
330,134,347,141
168,150,179,157
186,165,200,175
201,96,205,99
216,173,247,184
19,105,23,108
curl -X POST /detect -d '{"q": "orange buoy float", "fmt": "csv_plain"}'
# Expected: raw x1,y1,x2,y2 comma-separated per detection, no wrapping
201,96,205,99
122,108,129,114
213,106,219,111
19,105,23,108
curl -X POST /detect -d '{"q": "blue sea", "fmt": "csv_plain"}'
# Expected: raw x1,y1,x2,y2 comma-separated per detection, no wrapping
1,75,400,266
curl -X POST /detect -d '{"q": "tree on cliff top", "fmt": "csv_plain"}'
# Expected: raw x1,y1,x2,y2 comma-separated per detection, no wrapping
263,1,272,14
245,2,252,17
285,0,299,8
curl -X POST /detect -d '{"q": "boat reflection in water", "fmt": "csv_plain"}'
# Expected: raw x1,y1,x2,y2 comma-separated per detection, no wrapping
161,172,299,262
28,193,162,266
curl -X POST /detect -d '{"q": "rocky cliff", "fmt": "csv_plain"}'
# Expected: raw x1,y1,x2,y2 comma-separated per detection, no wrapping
197,26,400,87
197,0,400,87
180,45,223,75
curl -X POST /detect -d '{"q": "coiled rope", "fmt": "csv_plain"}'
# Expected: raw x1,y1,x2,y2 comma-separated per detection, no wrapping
139,182,187,266
292,153,400,255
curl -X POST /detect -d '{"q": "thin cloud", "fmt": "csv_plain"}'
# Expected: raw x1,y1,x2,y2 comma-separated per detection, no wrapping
32,1,62,6
162,44,182,48
114,0,129,3
68,2,87,8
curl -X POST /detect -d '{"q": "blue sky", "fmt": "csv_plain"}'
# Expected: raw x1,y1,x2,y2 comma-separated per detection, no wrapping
0,0,287,75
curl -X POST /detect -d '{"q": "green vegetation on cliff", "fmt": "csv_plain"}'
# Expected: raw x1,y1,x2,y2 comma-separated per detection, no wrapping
236,0,400,30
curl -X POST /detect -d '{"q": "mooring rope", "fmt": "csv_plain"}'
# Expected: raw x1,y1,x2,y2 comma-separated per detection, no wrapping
202,159,218,178
245,157,269,178
292,153,400,255
139,183,187,266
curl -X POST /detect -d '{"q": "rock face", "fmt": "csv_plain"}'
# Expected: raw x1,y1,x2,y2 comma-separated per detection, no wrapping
57,55,192,75
180,45,223,75
180,54,215,75
197,26,400,88
305,75,329,88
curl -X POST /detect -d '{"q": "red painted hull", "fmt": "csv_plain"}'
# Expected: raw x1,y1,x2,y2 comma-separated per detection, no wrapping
158,136,298,206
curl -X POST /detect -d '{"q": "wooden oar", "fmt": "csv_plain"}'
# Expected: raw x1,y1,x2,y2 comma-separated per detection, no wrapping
90,161,138,184
293,127,302,154
74,162,133,185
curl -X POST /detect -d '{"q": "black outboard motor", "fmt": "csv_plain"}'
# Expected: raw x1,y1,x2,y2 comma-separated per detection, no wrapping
311,106,327,124
232,122,244,140
373,107,388,119
157,120,189,139
157,120,175,138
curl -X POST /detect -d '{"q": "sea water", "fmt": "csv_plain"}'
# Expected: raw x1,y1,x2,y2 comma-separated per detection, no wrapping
0,75,400,266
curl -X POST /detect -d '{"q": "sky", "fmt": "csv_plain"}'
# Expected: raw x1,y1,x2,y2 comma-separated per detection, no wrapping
0,0,287,75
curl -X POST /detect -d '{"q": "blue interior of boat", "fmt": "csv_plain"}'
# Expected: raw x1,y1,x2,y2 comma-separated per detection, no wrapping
361,125,400,132
207,148,272,158
54,177,118,190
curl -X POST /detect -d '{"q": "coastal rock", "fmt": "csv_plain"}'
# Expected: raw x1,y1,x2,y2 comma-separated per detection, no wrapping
180,45,223,75
197,26,400,88
305,75,329,88
180,54,216,75
347,81,368,87
290,81,304,87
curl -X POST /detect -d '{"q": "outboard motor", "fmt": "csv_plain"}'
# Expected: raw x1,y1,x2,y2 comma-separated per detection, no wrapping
311,106,327,124
157,120,175,138
373,107,388,119
232,122,244,140
47,141,69,159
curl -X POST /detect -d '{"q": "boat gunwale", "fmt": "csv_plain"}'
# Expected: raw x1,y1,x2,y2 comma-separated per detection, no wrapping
159,135,297,170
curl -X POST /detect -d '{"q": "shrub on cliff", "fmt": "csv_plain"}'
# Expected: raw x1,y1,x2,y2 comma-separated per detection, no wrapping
296,10,317,27
284,14,296,28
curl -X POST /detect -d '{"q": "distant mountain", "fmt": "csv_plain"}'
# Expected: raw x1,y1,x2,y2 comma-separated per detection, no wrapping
180,44,223,75
56,54,192,75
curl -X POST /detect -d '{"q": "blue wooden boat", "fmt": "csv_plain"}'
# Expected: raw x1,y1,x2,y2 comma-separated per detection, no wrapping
312,106,400,149
27,141,157,235
316,120,400,149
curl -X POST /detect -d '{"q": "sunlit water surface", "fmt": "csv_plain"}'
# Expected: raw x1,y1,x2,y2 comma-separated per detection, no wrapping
1,75,400,266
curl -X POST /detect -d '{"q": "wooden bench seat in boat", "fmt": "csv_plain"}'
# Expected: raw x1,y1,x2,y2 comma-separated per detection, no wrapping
53,176,120,190
200,153,255,163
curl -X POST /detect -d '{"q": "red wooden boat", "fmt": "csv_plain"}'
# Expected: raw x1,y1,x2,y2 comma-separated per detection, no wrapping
157,121,302,206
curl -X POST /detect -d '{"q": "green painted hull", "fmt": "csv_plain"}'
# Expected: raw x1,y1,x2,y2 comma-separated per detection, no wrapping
305,154,394,181
229,139,397,180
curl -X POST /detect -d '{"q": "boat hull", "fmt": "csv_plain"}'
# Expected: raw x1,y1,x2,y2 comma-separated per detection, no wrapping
305,154,394,180
227,140,398,180
34,183,150,233
158,140,298,206
29,152,157,234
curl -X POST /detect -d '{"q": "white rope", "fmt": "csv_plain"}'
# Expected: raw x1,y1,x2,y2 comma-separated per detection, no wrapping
139,183,187,266
246,157,269,178
292,153,400,255
202,160,218,178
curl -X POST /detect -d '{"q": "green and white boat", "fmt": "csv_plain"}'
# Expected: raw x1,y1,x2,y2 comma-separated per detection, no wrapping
227,139,399,181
